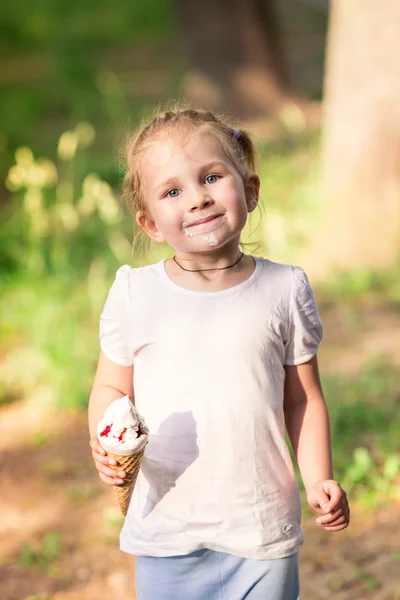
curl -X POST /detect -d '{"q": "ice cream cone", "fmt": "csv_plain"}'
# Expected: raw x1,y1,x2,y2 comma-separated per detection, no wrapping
97,395,149,516
108,442,147,516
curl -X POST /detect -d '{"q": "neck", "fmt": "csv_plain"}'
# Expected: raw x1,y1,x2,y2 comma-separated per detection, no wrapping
164,250,256,292
173,240,241,272
173,252,244,273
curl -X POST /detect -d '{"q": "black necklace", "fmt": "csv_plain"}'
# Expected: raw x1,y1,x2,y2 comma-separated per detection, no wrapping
173,252,244,272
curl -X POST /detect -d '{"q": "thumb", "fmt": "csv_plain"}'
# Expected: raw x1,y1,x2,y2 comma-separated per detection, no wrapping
321,480,342,512
316,490,331,513
90,437,106,455
308,485,331,514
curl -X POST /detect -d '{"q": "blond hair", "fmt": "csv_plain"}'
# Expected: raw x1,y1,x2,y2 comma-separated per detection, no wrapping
123,106,258,216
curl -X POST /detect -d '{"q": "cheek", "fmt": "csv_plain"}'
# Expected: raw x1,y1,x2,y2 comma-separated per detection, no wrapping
223,184,247,215
153,204,183,234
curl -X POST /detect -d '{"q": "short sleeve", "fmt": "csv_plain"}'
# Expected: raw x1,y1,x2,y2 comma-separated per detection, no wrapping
284,266,323,366
99,265,133,366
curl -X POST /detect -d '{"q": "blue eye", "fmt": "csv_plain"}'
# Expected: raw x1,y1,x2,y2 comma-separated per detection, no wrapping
205,174,219,184
167,188,180,198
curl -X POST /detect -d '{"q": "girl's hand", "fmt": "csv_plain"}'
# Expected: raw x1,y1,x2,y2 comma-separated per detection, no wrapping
89,437,126,486
306,479,350,531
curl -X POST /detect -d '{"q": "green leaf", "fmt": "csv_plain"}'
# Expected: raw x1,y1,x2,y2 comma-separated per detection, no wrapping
383,454,400,481
353,447,374,470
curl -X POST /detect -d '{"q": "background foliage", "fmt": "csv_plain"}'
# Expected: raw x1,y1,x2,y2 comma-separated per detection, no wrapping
1,8,399,597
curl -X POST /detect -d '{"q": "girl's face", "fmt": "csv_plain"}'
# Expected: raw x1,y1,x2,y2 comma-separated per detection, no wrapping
137,130,259,254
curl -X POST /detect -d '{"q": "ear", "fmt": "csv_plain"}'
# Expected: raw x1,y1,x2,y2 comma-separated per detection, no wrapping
245,173,260,213
135,210,165,243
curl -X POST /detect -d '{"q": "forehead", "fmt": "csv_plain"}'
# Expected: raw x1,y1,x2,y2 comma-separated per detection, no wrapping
141,129,227,178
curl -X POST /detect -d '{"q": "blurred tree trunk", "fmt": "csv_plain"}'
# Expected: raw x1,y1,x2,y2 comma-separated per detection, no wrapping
311,0,400,274
173,0,296,118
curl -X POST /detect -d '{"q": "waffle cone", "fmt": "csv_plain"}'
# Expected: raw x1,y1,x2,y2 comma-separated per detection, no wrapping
107,444,147,516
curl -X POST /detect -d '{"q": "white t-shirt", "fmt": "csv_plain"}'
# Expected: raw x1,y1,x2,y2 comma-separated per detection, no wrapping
99,257,323,560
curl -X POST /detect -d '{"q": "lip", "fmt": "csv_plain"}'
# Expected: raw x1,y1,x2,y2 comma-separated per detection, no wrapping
183,213,225,229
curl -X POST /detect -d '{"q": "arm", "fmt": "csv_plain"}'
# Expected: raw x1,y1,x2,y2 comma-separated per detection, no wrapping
88,351,134,485
284,355,350,531
284,356,332,486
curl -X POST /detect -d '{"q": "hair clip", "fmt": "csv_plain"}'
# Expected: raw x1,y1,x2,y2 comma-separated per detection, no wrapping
232,128,241,140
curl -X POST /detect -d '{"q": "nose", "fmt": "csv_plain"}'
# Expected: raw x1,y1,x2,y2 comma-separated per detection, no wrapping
187,186,214,212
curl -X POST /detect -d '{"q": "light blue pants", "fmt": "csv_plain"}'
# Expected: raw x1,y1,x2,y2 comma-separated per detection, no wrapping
135,548,300,599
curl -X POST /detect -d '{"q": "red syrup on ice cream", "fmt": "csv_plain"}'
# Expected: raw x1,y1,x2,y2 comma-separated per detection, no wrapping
100,425,112,437
100,424,147,440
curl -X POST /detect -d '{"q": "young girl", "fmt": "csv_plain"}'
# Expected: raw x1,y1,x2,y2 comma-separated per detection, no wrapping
89,107,350,599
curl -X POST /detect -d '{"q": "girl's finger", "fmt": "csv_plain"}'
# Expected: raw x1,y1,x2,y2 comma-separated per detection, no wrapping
316,507,343,525
90,439,106,455
327,514,346,527
92,448,107,458
321,482,344,513
96,462,125,478
324,521,349,531
99,472,125,486
330,498,349,514
322,514,348,530
92,450,117,466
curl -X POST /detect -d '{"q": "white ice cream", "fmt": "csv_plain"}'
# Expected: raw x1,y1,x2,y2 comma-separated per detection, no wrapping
97,396,149,455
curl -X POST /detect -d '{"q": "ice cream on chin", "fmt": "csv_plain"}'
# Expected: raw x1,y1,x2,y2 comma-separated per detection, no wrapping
97,395,149,456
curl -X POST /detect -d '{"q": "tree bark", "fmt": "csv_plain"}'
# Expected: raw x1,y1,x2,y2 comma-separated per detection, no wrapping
173,0,292,118
311,0,400,274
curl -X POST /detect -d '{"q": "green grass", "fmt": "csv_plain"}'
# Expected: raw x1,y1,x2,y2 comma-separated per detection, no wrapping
318,266,400,309
289,355,400,507
18,531,63,572
0,274,100,408
255,131,321,259
324,357,399,454
320,358,400,505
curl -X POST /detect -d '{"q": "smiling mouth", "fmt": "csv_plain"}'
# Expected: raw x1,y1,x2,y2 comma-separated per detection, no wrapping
183,213,225,228
183,213,226,238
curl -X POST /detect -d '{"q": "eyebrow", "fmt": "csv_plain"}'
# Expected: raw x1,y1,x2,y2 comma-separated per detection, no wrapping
199,160,229,172
155,177,179,191
155,161,229,191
